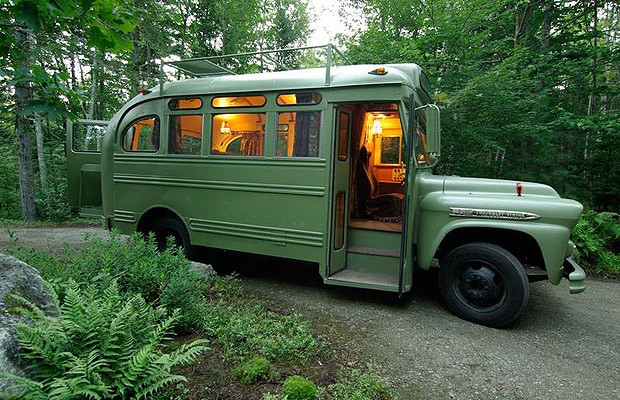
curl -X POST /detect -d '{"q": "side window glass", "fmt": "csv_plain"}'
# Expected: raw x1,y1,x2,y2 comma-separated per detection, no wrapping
168,98,202,110
122,116,159,152
211,113,265,156
276,92,322,106
212,95,266,108
276,111,321,157
338,112,349,161
169,115,203,155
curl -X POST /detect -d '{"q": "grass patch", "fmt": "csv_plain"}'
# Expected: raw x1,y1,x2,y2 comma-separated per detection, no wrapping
0,217,101,228
327,368,394,400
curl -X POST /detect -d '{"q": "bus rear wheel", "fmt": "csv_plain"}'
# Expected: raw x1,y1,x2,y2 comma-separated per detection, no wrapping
150,217,190,256
439,243,529,327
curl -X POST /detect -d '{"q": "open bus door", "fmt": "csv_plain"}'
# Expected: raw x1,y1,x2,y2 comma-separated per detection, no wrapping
66,119,108,217
329,106,353,275
326,103,410,293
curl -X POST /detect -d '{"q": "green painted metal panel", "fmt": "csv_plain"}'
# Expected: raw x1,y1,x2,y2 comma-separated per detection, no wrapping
414,172,583,285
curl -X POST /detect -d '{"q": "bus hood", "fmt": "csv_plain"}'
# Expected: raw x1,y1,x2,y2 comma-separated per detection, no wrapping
441,176,560,198
417,174,583,228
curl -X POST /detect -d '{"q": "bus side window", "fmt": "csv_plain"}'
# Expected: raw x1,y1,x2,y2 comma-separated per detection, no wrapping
169,114,203,155
276,111,321,157
122,116,160,152
211,113,265,156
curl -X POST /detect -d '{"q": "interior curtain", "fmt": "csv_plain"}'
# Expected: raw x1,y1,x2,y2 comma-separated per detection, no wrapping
242,131,261,155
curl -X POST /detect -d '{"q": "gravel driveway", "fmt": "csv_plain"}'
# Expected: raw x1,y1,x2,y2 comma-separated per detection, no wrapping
1,226,618,399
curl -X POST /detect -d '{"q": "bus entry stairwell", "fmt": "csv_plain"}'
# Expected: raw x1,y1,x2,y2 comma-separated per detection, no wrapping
326,221,402,292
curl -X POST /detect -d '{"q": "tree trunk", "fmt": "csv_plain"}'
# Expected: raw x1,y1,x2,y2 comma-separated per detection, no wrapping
13,24,37,220
514,1,532,48
34,114,47,190
537,1,553,91
89,49,98,119
131,26,141,95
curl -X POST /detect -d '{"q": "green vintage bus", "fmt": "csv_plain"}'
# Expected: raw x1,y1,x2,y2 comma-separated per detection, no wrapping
67,45,585,327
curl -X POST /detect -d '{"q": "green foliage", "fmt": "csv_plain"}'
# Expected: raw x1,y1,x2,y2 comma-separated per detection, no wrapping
345,0,620,212
281,375,318,400
35,181,72,221
0,142,20,219
231,357,277,385
3,281,208,400
327,368,394,400
572,211,620,278
8,232,212,333
204,277,323,362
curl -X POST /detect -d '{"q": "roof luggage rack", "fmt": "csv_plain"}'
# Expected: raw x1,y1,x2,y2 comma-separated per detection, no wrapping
159,43,351,93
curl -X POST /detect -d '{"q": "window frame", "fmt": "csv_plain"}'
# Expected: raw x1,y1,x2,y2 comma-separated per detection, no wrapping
211,94,267,109
168,97,203,110
275,109,322,158
168,113,204,156
121,115,161,153
210,112,267,157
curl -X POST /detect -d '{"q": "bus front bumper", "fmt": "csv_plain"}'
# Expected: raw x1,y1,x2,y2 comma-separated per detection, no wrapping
563,257,586,294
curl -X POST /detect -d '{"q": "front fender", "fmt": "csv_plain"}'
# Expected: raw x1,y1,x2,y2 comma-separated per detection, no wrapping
417,219,570,284
415,192,578,285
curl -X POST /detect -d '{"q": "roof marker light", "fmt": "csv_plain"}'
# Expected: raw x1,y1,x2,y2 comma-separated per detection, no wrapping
139,89,152,95
369,67,388,76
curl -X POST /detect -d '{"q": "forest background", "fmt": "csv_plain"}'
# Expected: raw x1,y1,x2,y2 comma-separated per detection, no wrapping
0,0,618,239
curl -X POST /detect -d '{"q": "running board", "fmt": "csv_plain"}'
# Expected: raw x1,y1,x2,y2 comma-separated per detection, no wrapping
325,269,399,292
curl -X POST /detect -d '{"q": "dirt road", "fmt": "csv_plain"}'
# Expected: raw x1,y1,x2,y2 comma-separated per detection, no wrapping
1,227,618,399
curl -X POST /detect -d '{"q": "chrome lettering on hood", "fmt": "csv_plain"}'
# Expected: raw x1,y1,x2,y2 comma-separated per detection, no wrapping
450,208,540,220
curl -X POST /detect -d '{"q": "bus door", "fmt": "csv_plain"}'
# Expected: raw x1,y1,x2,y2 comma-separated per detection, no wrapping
329,106,352,274
66,119,108,217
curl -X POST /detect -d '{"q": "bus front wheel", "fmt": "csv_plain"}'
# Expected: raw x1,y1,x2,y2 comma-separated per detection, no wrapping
150,217,190,256
439,243,529,327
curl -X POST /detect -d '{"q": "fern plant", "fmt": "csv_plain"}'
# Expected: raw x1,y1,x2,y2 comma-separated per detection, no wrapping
2,281,209,400
572,211,620,277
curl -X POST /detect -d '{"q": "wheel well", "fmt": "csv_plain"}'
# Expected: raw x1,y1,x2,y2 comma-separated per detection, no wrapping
436,228,545,270
137,207,187,235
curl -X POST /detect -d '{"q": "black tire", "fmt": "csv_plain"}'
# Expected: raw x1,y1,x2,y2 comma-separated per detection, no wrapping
150,217,190,256
439,243,529,327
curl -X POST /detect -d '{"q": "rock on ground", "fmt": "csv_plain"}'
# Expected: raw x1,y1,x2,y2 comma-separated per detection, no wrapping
0,253,58,393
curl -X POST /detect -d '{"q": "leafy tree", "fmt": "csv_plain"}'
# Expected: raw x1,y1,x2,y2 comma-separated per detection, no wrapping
344,0,619,211
1,0,135,220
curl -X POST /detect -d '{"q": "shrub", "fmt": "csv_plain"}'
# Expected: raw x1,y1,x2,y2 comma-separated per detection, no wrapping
35,181,72,222
572,211,620,278
3,281,208,399
13,231,213,333
327,369,393,400
231,357,276,385
281,375,318,400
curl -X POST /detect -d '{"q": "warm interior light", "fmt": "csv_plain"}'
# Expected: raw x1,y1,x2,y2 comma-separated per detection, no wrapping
370,118,383,137
220,121,231,134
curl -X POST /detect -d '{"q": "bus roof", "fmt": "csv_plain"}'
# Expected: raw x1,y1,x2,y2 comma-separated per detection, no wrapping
153,63,424,98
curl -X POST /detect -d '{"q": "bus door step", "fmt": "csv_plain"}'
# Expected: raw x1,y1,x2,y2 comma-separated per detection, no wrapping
325,269,399,292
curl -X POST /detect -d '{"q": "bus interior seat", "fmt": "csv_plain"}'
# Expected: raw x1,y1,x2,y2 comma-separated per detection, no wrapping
356,146,404,222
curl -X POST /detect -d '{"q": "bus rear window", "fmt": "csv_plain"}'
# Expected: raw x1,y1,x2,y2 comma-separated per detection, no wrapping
168,98,202,110
211,113,265,156
122,116,159,152
212,95,266,108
